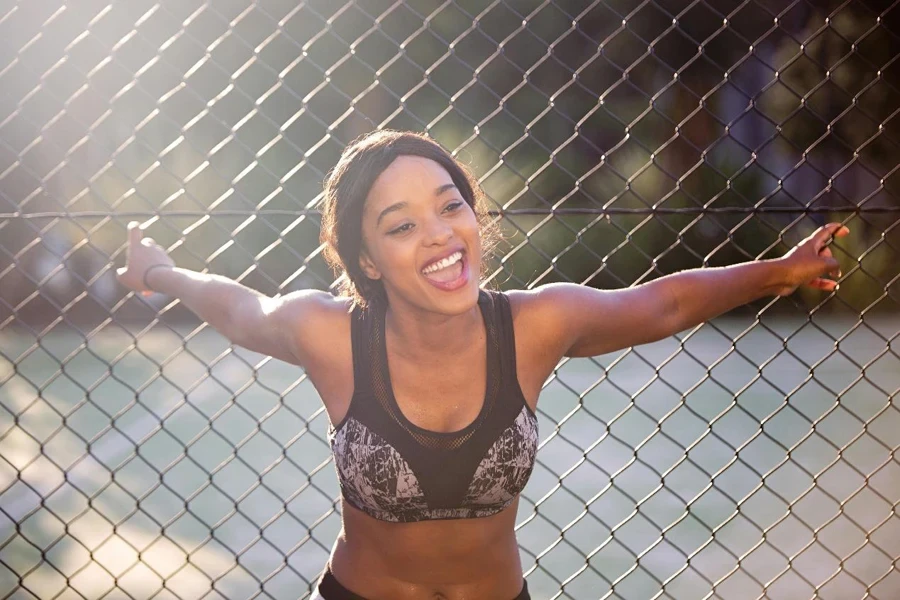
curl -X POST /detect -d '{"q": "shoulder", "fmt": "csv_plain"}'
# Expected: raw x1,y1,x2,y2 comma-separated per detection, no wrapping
298,290,355,338
496,285,577,360
264,288,354,329
504,283,579,323
503,283,608,358
265,289,355,367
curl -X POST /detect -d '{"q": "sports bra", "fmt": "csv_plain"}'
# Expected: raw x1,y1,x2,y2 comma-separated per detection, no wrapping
327,289,539,523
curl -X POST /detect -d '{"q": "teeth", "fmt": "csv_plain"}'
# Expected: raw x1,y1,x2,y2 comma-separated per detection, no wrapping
422,251,463,274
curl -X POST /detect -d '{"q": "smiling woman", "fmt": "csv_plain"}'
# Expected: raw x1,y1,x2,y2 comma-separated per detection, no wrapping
319,130,500,311
116,129,848,600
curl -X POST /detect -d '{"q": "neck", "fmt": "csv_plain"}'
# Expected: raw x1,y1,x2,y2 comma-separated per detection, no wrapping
383,294,484,362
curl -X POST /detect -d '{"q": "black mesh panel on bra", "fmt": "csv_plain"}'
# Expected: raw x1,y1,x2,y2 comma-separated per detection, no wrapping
369,292,502,451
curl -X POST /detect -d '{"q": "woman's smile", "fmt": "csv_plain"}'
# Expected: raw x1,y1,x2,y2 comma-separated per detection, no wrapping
421,249,469,291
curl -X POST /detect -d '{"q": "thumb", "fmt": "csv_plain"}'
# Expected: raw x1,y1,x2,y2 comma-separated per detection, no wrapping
127,221,143,247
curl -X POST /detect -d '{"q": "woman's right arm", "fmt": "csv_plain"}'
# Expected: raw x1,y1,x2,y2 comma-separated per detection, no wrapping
115,221,344,367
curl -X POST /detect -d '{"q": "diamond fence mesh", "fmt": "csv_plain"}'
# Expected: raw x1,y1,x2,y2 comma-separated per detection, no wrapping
1,0,899,598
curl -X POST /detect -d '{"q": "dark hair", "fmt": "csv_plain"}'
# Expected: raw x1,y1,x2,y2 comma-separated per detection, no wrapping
320,130,500,308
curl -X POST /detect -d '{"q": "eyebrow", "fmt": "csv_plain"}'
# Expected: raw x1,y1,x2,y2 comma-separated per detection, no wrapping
375,183,459,227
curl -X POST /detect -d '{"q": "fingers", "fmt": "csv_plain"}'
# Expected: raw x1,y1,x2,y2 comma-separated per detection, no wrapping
821,254,841,279
128,220,164,254
807,277,839,291
813,222,850,251
807,253,842,292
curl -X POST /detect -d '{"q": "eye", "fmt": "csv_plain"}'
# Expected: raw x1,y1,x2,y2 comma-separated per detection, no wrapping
444,201,464,213
388,223,413,235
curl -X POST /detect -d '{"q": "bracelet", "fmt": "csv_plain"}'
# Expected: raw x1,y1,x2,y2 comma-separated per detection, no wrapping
143,264,173,292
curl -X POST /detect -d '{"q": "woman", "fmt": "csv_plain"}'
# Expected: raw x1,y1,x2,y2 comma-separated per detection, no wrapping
116,130,847,600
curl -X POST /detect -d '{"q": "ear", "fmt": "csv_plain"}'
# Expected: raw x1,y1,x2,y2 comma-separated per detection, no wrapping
359,249,381,280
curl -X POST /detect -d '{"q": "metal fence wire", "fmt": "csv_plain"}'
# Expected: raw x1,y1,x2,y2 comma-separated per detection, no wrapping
1,0,899,598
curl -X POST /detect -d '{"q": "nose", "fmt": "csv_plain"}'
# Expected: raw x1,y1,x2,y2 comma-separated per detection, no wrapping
423,215,453,245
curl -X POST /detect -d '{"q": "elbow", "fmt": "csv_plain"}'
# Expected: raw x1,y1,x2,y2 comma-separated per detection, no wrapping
220,294,262,347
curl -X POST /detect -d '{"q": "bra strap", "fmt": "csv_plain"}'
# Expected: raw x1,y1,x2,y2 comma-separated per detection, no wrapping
492,291,520,390
349,302,373,407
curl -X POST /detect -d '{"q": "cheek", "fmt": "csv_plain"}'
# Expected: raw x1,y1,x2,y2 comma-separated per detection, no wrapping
377,236,420,277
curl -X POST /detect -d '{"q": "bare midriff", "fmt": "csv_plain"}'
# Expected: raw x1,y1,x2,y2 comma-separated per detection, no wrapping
327,498,525,599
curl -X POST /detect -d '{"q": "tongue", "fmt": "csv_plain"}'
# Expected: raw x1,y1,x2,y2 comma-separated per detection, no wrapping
423,260,463,284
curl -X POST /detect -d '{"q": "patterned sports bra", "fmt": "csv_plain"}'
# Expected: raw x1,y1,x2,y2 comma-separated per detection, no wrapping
327,290,538,523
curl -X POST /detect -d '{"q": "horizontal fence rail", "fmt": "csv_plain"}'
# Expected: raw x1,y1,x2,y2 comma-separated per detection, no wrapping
5,206,900,219
0,0,898,599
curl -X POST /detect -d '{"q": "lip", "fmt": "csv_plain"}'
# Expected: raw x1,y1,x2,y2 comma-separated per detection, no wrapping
420,246,466,272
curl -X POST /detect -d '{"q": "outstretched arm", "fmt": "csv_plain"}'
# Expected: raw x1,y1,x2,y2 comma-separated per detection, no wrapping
115,221,341,366
519,223,849,358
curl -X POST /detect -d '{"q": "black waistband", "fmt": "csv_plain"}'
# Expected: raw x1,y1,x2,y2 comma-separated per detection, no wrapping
315,568,367,599
314,568,530,600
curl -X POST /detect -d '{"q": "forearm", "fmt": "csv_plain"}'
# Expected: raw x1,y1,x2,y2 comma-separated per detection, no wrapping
145,266,264,336
660,259,788,332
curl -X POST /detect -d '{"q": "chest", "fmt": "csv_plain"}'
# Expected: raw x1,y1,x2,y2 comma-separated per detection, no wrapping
310,294,553,431
386,341,489,434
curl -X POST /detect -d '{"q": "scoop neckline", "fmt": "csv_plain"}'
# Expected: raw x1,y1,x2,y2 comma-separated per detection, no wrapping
376,290,495,438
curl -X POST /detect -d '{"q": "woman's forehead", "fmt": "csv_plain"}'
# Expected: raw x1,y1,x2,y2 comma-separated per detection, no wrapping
364,156,454,209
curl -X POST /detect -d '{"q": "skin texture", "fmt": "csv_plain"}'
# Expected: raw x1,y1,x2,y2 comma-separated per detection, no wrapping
117,153,849,599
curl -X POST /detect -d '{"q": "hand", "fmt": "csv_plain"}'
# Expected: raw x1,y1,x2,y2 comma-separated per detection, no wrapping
115,221,175,297
774,222,849,297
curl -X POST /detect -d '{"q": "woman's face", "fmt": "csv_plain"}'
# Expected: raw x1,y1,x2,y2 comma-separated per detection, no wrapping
358,155,482,314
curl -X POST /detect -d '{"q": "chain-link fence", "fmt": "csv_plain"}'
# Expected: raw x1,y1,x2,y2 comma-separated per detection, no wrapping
1,0,898,598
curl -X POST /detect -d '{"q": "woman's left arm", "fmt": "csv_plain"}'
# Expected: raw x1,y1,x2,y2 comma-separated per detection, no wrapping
522,223,849,358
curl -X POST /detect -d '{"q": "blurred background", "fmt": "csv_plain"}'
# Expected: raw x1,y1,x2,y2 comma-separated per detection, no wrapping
1,0,898,599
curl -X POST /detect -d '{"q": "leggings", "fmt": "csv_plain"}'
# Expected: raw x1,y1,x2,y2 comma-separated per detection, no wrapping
312,568,531,600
